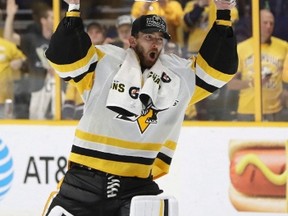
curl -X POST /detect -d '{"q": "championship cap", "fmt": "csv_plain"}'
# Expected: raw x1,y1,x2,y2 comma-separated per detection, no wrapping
131,14,171,40
116,15,133,28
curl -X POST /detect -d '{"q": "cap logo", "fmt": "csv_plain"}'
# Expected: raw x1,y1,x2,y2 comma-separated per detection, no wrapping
146,15,165,31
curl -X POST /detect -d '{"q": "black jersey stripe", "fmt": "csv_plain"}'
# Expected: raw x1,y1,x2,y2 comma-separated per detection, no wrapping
63,100,75,106
198,23,238,75
63,62,97,82
164,199,169,216
72,145,155,165
195,76,218,93
156,152,172,165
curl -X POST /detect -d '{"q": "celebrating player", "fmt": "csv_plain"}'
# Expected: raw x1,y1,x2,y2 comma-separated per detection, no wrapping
42,0,238,215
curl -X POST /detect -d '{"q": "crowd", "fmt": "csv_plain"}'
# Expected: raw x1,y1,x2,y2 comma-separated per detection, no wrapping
0,0,288,121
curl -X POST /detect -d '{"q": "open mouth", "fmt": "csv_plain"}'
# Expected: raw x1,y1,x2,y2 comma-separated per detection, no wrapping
149,51,157,60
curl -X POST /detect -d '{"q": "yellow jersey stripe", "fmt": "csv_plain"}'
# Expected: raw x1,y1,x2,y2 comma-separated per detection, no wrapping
48,45,97,73
65,11,80,17
152,158,170,179
74,72,94,94
197,54,234,82
75,129,163,151
69,153,152,178
73,137,158,158
189,85,211,105
159,200,164,216
164,140,177,151
216,19,232,27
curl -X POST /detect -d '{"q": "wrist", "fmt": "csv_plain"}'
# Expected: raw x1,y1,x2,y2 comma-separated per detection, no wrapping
68,3,80,11
197,2,207,8
66,4,81,17
216,10,231,21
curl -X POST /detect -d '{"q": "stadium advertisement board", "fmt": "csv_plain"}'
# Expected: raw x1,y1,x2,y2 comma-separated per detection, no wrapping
0,124,287,216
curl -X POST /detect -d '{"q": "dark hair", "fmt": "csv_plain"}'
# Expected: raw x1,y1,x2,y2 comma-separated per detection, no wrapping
31,2,52,24
86,22,103,31
86,22,105,32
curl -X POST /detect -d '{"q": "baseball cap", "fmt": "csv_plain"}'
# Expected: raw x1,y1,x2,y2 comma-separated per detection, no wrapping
131,14,171,40
116,15,133,28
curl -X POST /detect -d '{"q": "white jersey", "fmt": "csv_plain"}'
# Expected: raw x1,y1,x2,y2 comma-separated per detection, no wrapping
46,12,238,179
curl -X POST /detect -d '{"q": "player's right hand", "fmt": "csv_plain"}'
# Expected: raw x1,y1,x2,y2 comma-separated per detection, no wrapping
63,0,80,5
214,0,236,10
197,0,209,7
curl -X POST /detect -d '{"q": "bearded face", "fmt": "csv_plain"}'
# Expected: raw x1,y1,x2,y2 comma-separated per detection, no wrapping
134,43,161,69
132,32,164,69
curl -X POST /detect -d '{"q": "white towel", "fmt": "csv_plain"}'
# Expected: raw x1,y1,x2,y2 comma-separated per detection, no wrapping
106,48,180,117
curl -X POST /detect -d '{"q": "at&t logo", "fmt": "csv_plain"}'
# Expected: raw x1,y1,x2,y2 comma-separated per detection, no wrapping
0,139,14,201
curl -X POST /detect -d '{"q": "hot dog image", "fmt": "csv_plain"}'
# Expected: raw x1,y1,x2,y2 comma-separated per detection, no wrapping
229,140,288,213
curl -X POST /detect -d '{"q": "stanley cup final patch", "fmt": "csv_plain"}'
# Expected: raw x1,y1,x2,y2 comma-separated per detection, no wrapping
145,15,166,31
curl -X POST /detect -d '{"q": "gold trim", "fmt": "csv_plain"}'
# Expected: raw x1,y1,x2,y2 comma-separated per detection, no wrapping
215,20,232,27
65,11,80,17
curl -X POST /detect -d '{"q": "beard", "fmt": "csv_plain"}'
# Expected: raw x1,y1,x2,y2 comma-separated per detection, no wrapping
134,44,161,69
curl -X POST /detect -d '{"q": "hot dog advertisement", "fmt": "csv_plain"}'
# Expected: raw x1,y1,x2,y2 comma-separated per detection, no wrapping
229,140,287,213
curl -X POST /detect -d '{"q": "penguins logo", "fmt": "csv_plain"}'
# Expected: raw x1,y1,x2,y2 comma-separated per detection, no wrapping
116,107,163,134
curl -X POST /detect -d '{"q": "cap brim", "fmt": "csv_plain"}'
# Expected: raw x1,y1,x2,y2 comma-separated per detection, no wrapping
140,28,171,40
116,22,132,28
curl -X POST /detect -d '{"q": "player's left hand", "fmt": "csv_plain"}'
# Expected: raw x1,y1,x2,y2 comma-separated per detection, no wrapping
214,0,236,10
63,0,80,5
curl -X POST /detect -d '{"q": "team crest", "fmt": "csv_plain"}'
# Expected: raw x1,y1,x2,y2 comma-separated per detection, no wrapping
111,69,178,133
115,107,163,134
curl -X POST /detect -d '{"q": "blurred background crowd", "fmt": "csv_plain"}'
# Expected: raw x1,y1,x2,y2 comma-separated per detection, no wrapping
0,0,288,122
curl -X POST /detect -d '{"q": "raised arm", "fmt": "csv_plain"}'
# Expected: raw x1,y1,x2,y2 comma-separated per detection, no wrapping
45,0,97,82
45,0,100,103
4,0,21,45
63,0,80,4
189,0,238,104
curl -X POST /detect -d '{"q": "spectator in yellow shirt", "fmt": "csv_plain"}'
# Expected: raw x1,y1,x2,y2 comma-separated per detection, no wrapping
131,0,184,46
227,9,288,121
0,37,25,118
